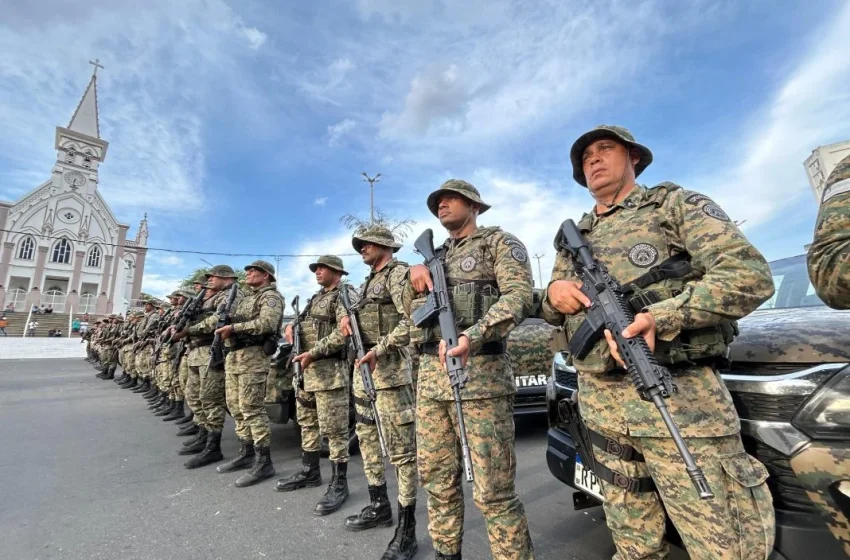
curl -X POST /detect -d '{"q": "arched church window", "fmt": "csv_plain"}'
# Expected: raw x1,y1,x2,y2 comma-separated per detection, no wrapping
51,238,72,264
17,236,35,260
82,156,92,169
66,150,75,164
86,245,102,268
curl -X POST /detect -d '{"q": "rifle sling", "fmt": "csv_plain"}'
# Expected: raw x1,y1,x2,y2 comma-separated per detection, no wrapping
417,340,505,356
586,427,645,462
591,461,656,494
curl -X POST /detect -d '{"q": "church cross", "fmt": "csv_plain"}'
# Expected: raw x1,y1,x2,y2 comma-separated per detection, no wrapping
89,59,105,76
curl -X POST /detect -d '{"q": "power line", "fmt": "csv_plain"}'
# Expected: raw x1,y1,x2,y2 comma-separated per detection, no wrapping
0,228,359,258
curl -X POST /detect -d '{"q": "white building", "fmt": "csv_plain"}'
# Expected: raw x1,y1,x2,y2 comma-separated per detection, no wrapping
0,65,148,315
804,140,850,202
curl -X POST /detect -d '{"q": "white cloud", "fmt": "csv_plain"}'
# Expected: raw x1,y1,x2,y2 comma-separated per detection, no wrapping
238,24,267,50
327,118,356,146
688,2,850,228
298,58,356,105
141,273,185,299
314,197,328,206
150,254,184,267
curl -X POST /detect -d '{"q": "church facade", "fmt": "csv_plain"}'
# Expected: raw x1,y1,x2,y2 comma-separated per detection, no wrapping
0,66,148,315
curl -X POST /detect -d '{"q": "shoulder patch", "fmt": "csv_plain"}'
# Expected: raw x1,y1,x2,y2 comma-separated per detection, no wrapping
703,203,731,222
266,298,277,308
511,246,528,263
685,193,711,206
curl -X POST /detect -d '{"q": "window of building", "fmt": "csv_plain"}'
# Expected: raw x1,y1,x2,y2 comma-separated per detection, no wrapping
51,238,72,264
17,236,35,260
82,156,92,169
66,151,75,164
86,245,102,268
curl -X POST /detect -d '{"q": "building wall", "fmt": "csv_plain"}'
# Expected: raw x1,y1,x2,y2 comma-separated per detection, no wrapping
804,140,850,201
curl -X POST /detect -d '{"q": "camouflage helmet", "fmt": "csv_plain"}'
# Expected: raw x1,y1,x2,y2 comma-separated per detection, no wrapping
309,255,348,275
190,272,208,285
140,297,155,308
352,225,402,253
244,259,276,281
175,289,194,299
207,264,238,279
426,179,491,217
569,125,653,187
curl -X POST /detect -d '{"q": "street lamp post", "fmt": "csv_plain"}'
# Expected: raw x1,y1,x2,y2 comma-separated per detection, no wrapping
533,254,545,288
362,172,382,223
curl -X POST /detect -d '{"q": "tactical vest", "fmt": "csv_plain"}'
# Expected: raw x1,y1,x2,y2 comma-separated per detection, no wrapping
357,260,405,347
187,292,220,347
230,285,283,352
410,227,502,344
302,286,344,353
570,183,737,368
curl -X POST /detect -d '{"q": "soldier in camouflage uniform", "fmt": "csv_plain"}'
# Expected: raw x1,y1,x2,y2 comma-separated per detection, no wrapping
97,315,128,380
148,297,178,414
130,299,160,395
166,289,195,423
151,294,188,420
181,265,242,469
97,315,122,380
542,125,776,560
175,277,209,433
212,260,284,487
808,154,850,310
111,313,139,385
402,180,535,560
276,255,354,517
339,226,419,560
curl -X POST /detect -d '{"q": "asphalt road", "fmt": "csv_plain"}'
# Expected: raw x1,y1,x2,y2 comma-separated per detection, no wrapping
0,359,619,560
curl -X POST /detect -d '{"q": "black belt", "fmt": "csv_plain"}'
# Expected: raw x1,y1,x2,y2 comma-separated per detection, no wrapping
417,340,506,356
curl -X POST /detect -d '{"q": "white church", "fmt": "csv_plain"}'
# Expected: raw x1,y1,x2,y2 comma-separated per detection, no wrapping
0,63,148,316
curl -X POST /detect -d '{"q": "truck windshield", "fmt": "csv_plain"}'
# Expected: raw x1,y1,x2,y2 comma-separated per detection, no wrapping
758,254,825,310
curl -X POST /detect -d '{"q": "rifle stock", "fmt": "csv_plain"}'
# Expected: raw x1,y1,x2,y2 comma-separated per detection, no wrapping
289,296,304,390
413,228,474,483
558,219,713,499
208,283,239,370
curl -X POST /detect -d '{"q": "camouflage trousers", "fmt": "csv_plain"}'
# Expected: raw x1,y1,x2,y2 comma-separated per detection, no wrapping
185,363,206,424
173,355,188,401
355,382,417,506
120,345,134,373
296,386,349,463
589,422,775,560
200,365,226,432
135,347,154,380
226,370,271,447
790,444,850,556
417,395,534,559
102,345,119,366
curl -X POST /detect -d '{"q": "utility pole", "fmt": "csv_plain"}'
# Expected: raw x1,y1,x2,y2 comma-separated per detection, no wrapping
274,256,282,279
533,254,545,288
361,172,382,223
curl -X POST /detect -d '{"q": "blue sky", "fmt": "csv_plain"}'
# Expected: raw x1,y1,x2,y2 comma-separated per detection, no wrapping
1,0,849,303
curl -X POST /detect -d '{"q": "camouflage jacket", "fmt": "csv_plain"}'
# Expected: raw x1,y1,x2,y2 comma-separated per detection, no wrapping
541,184,774,437
808,155,850,309
137,311,160,347
187,287,237,341
225,283,284,373
359,258,413,389
304,283,358,392
402,226,534,400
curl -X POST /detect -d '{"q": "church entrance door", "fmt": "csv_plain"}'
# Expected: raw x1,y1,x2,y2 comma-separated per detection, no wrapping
41,289,67,313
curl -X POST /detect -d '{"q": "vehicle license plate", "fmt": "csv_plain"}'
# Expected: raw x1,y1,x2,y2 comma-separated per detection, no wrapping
574,454,604,501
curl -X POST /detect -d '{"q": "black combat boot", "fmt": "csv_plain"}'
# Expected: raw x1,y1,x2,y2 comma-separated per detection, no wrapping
275,451,322,492
235,445,275,487
345,484,393,532
148,393,167,410
115,370,129,383
96,366,109,379
217,439,255,473
121,377,139,389
154,399,175,417
117,375,133,387
314,461,349,516
381,501,418,560
163,401,185,421
132,379,150,393
176,409,194,425
176,422,200,437
104,365,116,380
142,384,158,398
184,431,223,469
435,553,460,560
146,390,163,404
178,427,207,454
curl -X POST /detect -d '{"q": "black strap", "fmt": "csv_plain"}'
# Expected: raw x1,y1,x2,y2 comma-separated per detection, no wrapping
621,252,692,296
418,340,506,356
296,396,316,409
592,461,656,493
355,411,375,425
353,395,372,409
586,428,645,462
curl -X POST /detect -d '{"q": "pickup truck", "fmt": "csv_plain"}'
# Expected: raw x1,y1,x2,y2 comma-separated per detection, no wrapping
544,254,850,559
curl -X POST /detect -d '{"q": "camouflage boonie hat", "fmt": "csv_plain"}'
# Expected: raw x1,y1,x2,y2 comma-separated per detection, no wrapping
570,125,653,187
309,255,348,275
190,272,208,285
175,289,194,299
426,179,491,217
207,264,238,279
244,260,276,281
352,225,402,253
140,297,155,307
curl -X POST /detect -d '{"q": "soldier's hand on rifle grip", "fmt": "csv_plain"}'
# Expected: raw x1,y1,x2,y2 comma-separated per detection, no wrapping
339,316,353,337
172,328,187,341
215,324,234,340
356,349,378,372
547,280,592,315
439,335,471,369
409,264,434,293
283,324,293,344
294,351,313,369
604,312,657,367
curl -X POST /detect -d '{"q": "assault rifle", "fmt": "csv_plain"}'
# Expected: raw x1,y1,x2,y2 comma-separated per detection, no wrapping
154,289,206,364
557,219,713,499
288,296,304,389
412,228,474,483
339,286,388,457
208,283,239,370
